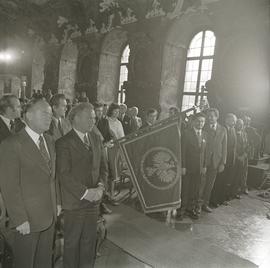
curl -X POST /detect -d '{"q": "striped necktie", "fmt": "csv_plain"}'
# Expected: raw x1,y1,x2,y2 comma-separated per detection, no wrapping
39,135,51,169
83,134,91,150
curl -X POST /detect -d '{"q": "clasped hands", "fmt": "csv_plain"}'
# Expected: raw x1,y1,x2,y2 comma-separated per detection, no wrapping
83,186,104,203
16,221,30,235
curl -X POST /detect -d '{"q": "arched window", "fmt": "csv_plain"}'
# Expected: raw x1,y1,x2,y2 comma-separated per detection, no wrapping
118,45,130,104
181,30,216,111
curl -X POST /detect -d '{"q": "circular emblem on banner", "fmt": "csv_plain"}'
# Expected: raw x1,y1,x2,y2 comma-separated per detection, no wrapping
140,147,180,190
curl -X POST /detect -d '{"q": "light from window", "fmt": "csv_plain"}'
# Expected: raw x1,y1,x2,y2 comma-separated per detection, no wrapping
118,45,130,104
181,30,216,112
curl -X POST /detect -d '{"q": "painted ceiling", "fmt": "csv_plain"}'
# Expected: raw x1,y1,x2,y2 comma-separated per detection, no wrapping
0,0,206,43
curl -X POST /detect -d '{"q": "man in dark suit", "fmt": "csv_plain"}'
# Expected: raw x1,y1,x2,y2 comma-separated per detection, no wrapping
0,99,61,268
243,115,261,160
0,94,24,143
200,108,227,213
94,102,114,144
232,119,249,197
56,103,108,268
0,95,25,227
47,93,71,141
140,108,158,129
211,113,237,206
94,102,114,214
118,103,131,135
180,113,207,219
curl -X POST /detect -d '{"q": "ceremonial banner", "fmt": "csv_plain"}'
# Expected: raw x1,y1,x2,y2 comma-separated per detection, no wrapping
118,119,181,213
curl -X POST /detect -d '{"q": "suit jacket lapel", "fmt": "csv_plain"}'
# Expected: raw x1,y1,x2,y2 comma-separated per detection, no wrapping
0,117,10,136
192,129,200,148
216,124,222,139
19,130,51,176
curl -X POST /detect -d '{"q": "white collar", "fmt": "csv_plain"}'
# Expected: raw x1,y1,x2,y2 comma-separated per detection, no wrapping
210,123,217,130
194,128,202,134
25,125,43,145
108,117,118,122
73,128,87,143
0,115,11,130
53,116,61,123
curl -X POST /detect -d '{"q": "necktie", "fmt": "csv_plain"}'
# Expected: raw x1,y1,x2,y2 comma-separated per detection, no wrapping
196,130,202,146
10,120,15,133
39,136,51,169
210,124,216,136
83,134,91,149
58,119,64,136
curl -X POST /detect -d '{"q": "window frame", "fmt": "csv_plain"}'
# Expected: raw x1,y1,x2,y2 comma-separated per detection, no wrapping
117,44,130,104
180,30,216,112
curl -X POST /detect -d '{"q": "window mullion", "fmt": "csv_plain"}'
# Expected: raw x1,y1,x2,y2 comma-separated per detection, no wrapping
195,31,205,106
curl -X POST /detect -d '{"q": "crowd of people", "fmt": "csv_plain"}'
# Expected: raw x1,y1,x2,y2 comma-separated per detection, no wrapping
0,90,263,268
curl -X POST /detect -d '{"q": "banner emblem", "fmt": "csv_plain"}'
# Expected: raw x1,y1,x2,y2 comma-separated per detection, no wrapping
118,118,181,213
141,147,179,190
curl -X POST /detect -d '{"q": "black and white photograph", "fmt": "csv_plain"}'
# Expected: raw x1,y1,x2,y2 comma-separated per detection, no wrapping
0,0,269,267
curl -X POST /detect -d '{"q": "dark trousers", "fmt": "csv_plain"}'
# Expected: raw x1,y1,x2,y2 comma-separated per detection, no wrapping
63,208,98,268
200,165,218,206
181,172,202,211
240,157,248,192
210,164,233,205
12,222,55,268
231,157,248,196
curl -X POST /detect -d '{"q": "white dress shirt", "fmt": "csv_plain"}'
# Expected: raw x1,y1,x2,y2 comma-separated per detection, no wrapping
210,123,217,131
194,128,202,136
73,128,89,144
25,125,50,156
52,116,61,126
